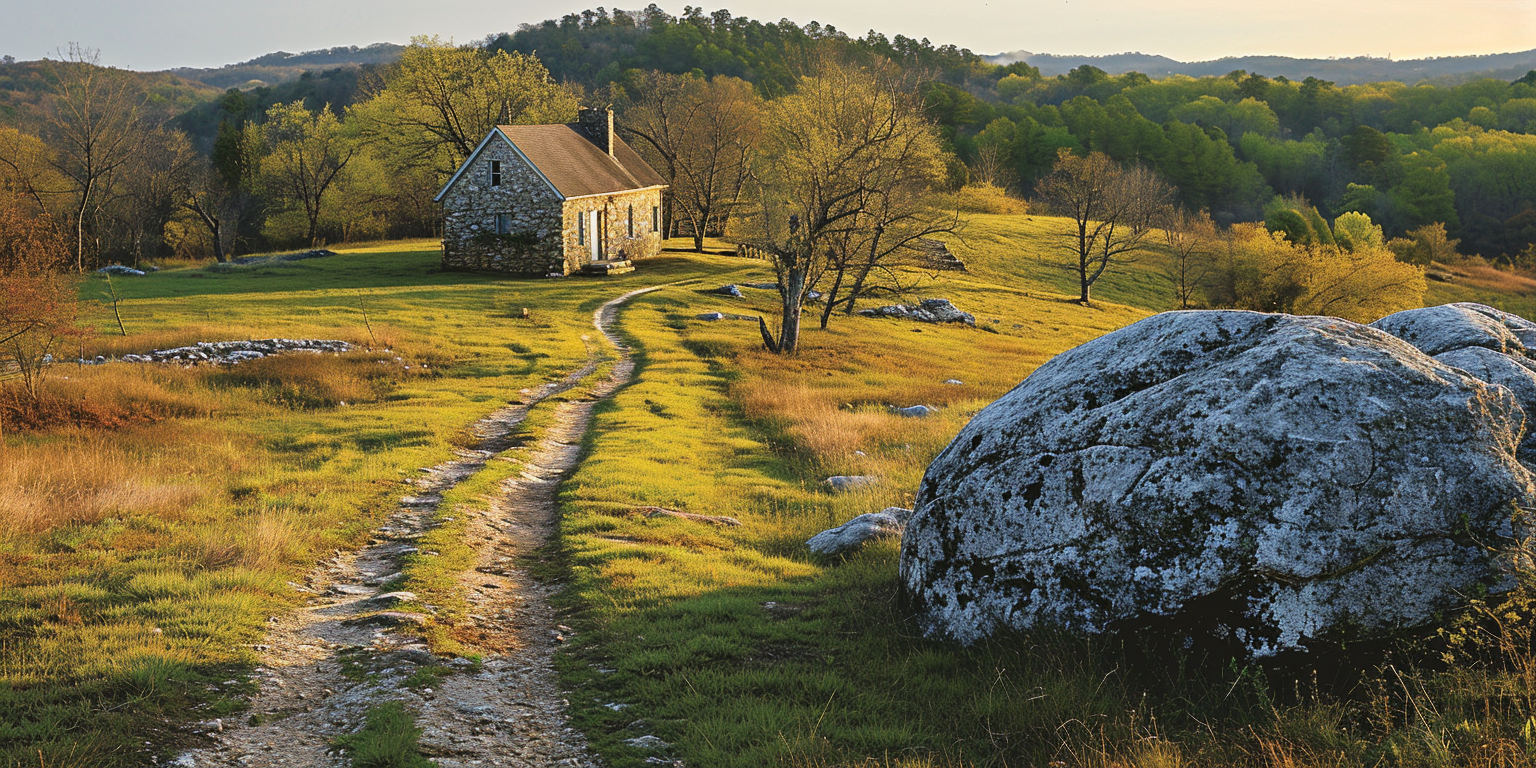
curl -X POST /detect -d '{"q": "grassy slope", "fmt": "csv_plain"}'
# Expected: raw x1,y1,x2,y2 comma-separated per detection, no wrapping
0,242,749,765
10,213,1531,766
556,216,1536,767
556,215,1165,767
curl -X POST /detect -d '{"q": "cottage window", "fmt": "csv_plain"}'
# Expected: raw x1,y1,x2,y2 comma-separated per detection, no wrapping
652,205,659,232
495,213,513,235
490,160,502,187
627,205,634,237
577,213,585,245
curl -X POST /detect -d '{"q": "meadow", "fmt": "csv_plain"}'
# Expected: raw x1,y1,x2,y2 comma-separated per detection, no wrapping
5,214,1536,767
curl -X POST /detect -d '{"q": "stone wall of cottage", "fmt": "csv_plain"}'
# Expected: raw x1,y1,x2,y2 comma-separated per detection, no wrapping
440,141,569,276
560,188,665,265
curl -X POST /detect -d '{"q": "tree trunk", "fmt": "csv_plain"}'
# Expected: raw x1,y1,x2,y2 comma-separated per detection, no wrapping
819,266,845,329
778,268,806,354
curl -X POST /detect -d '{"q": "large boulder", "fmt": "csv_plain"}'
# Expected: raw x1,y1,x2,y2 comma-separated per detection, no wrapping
899,308,1536,656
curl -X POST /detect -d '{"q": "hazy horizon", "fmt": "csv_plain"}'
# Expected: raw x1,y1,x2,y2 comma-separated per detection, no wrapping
3,0,1533,72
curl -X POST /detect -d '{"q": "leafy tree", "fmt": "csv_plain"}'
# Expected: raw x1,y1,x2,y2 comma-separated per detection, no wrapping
1331,211,1385,252
1387,222,1461,265
351,37,579,174
0,190,82,404
1208,223,1424,322
256,101,356,247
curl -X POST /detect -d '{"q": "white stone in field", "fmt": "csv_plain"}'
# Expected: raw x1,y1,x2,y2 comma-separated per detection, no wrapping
897,405,935,418
808,508,914,555
824,475,877,492
900,307,1536,656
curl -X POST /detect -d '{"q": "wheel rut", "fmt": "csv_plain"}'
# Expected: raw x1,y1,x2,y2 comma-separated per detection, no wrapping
175,285,667,768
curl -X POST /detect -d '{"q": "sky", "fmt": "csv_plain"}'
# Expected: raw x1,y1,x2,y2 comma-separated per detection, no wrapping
2,0,1533,71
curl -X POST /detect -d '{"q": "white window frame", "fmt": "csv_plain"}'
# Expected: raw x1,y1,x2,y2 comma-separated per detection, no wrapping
490,160,502,187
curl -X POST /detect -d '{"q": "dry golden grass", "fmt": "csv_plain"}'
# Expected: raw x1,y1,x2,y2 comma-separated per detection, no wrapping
178,507,304,571
0,364,218,432
204,349,426,409
736,380,955,461
0,427,213,536
1439,261,1536,296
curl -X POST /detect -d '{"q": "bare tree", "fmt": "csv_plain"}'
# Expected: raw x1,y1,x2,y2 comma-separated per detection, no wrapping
39,45,145,271
816,170,959,329
1161,208,1217,309
1037,150,1174,305
123,128,198,265
622,74,762,252
736,61,949,353
971,143,1016,190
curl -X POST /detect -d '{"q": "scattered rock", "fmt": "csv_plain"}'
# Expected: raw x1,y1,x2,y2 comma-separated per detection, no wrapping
114,339,354,366
624,735,672,750
901,307,1536,657
640,506,743,527
824,475,877,492
95,264,146,276
944,379,964,385
858,298,975,325
896,405,934,418
716,284,743,298
369,591,418,606
348,611,429,627
696,312,726,321
808,508,913,555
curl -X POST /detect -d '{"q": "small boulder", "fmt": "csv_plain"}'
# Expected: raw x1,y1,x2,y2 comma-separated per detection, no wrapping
944,379,964,385
896,405,934,418
824,475,877,492
696,312,726,321
95,265,145,276
808,508,913,555
716,284,744,298
624,735,671,750
370,591,418,606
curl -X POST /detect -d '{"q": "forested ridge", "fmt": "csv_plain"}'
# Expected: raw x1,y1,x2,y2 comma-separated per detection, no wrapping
3,5,1536,266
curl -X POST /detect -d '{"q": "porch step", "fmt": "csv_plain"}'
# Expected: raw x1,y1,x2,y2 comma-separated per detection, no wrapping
582,259,634,276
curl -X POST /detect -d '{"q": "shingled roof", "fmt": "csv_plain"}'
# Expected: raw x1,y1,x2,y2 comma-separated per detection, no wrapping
494,124,665,198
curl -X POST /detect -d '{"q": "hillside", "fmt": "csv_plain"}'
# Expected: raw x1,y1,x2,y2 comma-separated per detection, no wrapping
988,47,1536,85
165,43,404,89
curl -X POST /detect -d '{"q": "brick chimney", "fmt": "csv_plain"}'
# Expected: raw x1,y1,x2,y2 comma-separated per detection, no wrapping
578,106,614,157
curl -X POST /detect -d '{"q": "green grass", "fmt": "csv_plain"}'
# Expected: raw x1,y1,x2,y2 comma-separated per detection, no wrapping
551,215,1536,768
552,220,1166,767
0,241,752,765
331,701,436,768
9,215,1534,767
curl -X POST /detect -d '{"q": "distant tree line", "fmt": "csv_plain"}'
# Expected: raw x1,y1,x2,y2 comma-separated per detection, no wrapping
4,7,1536,272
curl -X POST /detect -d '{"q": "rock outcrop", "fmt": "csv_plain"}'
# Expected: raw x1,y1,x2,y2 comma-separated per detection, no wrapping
858,298,975,325
120,339,353,365
900,307,1536,656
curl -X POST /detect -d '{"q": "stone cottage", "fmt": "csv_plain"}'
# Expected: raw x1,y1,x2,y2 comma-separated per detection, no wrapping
434,108,667,276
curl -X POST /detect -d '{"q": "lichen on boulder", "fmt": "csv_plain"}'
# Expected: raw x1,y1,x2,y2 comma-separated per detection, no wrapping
899,307,1536,656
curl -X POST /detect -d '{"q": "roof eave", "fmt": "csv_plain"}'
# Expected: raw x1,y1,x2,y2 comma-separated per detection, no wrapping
433,127,567,203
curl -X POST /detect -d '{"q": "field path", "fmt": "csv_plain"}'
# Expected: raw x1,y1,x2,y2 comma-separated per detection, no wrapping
175,285,668,768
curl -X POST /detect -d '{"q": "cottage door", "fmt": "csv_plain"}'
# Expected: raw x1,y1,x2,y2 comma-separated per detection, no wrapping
589,210,601,261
